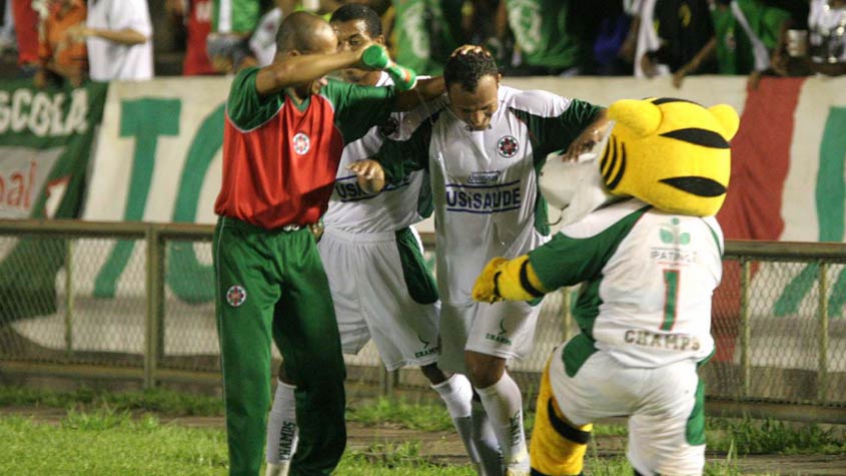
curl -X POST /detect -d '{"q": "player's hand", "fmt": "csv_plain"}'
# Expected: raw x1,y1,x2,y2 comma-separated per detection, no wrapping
563,127,602,162
308,221,324,242
472,257,508,303
348,159,385,194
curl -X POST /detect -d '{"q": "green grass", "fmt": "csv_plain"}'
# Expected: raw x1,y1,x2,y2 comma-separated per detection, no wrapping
0,411,763,476
0,386,224,416
347,397,456,431
0,386,841,475
708,417,846,455
0,410,228,475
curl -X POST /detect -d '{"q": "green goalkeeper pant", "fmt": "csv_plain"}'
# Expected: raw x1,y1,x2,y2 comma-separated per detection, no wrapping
213,216,346,476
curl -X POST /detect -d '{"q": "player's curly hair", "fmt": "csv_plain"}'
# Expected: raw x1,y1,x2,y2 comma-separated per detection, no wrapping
330,3,382,38
444,49,499,92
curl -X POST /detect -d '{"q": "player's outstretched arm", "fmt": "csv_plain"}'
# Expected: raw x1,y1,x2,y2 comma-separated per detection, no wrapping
472,256,549,303
255,49,363,96
562,109,612,162
393,45,486,111
394,77,446,111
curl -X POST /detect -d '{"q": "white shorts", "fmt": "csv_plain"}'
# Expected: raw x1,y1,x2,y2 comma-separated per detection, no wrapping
318,227,440,371
438,299,540,374
548,342,706,476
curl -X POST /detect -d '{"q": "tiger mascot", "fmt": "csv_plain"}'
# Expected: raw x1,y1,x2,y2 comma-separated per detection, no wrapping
472,98,739,476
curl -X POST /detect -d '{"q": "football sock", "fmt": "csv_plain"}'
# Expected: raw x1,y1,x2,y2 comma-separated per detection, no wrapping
432,374,480,469
265,380,299,476
476,371,530,473
472,399,503,475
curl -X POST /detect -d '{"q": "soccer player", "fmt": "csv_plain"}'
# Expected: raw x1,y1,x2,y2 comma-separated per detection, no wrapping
213,11,445,476
263,5,480,476
373,50,608,475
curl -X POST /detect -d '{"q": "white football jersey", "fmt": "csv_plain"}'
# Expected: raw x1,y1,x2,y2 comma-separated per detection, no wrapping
323,73,441,233
379,86,603,305
529,199,723,368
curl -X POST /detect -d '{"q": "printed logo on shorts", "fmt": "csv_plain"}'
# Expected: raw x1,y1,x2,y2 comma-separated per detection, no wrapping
293,132,310,155
226,285,247,307
485,319,512,345
497,136,519,158
414,334,439,359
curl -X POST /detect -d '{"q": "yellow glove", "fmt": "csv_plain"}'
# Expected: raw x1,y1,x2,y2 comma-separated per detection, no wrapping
473,257,509,303
473,255,549,303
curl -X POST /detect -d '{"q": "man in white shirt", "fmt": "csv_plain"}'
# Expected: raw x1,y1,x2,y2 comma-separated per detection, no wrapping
71,0,154,80
375,50,608,475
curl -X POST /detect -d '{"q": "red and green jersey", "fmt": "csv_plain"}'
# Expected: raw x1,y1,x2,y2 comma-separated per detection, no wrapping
214,68,397,229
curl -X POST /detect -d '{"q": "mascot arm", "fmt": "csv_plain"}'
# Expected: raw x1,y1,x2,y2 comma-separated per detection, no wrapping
473,255,550,303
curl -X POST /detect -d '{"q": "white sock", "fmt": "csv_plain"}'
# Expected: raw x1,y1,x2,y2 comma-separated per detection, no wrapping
476,372,529,473
432,374,480,466
471,399,503,476
265,380,299,475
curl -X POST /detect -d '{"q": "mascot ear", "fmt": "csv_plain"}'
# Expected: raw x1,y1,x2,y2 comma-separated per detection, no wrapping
607,99,662,137
708,104,740,141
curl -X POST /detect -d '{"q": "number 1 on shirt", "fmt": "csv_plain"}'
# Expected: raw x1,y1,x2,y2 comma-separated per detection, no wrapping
661,269,680,331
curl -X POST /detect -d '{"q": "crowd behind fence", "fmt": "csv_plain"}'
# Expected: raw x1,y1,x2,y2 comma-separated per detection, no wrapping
0,219,845,422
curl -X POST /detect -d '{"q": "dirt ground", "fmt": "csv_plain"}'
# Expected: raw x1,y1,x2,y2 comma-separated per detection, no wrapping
3,406,846,475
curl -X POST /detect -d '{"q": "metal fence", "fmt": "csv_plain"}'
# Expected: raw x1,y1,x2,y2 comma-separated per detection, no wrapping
1,220,845,421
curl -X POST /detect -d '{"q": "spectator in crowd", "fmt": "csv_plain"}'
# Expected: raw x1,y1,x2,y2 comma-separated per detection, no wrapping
69,0,153,81
35,0,88,88
639,0,717,78
167,0,216,75
780,0,846,76
500,0,593,76
0,0,16,54
389,0,463,75
675,0,791,89
12,0,46,76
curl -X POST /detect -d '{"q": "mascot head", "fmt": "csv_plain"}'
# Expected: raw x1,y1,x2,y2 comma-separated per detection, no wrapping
540,97,739,225
602,97,739,216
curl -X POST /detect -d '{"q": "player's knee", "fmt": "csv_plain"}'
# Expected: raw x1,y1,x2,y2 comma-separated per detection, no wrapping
420,363,448,385
464,351,505,389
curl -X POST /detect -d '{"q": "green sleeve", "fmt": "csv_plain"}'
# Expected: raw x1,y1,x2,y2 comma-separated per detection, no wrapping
225,67,287,130
374,113,436,185
511,94,602,237
528,205,649,290
321,79,397,144
511,98,603,163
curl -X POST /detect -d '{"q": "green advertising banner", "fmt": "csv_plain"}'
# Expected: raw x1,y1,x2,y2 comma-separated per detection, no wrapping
0,80,107,323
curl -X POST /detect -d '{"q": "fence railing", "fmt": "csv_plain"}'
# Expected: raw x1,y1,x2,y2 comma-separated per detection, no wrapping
1,219,845,422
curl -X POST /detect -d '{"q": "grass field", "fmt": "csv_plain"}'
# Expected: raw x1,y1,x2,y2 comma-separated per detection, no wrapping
1,386,844,475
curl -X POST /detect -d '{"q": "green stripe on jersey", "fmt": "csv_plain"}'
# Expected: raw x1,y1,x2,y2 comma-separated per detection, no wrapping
510,99,602,235
529,204,650,338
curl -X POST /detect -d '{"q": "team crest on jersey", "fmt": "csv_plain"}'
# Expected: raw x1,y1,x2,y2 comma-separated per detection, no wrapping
660,218,691,245
293,132,310,155
378,117,400,139
226,285,247,307
497,136,519,158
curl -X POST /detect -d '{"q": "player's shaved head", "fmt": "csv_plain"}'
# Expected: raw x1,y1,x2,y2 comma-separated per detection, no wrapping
275,11,337,54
